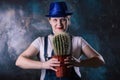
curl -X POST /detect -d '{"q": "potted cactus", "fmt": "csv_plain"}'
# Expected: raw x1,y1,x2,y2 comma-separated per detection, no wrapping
52,32,71,77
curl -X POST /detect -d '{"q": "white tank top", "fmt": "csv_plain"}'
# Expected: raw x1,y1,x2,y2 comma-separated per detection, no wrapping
31,34,88,80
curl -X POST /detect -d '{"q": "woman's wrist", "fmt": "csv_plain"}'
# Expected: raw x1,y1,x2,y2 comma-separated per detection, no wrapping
41,62,45,69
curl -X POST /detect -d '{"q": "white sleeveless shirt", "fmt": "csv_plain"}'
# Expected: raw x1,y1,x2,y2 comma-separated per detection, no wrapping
31,34,88,80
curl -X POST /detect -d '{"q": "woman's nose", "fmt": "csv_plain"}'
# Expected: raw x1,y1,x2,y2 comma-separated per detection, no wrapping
57,20,62,26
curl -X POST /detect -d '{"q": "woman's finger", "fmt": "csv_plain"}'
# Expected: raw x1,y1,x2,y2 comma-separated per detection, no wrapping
50,63,60,67
50,67,57,71
67,65,73,68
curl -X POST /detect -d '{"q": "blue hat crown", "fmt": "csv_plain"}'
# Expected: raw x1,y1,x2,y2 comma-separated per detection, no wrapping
46,2,72,17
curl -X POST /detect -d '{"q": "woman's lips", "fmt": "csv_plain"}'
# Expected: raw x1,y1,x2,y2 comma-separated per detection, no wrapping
56,27,63,29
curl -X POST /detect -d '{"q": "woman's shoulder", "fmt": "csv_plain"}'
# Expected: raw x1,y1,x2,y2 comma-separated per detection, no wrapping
34,34,52,41
72,35,83,40
35,36,44,40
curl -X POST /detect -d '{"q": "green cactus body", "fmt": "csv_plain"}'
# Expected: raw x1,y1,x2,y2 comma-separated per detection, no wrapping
53,32,71,56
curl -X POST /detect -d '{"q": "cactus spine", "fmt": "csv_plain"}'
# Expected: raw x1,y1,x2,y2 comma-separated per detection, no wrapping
52,32,71,56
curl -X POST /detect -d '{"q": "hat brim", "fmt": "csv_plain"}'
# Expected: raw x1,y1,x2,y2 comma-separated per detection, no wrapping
45,13,72,17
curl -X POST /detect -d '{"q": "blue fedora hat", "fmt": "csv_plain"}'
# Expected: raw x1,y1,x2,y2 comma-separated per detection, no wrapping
46,2,72,17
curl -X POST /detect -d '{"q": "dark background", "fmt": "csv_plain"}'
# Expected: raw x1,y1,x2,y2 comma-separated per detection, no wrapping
0,0,119,80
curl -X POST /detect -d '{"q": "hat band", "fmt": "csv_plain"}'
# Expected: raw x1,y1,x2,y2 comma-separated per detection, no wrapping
49,10,66,16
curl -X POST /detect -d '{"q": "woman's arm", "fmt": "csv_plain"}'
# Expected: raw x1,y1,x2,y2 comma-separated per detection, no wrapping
15,45,60,71
65,45,105,68
15,45,43,69
79,45,105,68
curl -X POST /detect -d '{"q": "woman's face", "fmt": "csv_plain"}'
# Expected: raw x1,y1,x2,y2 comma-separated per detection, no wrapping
49,17,70,34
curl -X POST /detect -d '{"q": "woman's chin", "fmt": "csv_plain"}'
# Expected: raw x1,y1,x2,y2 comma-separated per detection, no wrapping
54,30,65,34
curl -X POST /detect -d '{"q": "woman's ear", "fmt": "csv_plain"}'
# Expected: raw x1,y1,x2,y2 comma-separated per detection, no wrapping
48,17,50,21
67,16,71,26
48,17,51,20
48,18,51,24
67,16,71,20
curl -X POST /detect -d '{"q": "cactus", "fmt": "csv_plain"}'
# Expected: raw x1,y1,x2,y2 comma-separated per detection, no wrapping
52,32,71,56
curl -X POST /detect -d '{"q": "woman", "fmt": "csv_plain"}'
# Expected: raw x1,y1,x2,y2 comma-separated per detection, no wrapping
15,2,105,80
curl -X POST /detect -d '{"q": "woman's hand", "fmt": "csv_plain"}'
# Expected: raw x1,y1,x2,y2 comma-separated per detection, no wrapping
64,56,80,68
42,58,60,71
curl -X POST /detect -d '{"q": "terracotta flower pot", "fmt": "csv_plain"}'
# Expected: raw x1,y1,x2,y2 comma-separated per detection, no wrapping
53,55,70,78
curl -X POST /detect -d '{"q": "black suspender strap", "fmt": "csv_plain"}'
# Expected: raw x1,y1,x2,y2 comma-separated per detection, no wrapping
70,35,73,55
44,36,48,61
51,50,54,56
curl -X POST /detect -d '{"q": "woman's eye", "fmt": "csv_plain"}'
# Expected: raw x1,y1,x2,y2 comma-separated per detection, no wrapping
53,19,57,22
62,19,66,21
